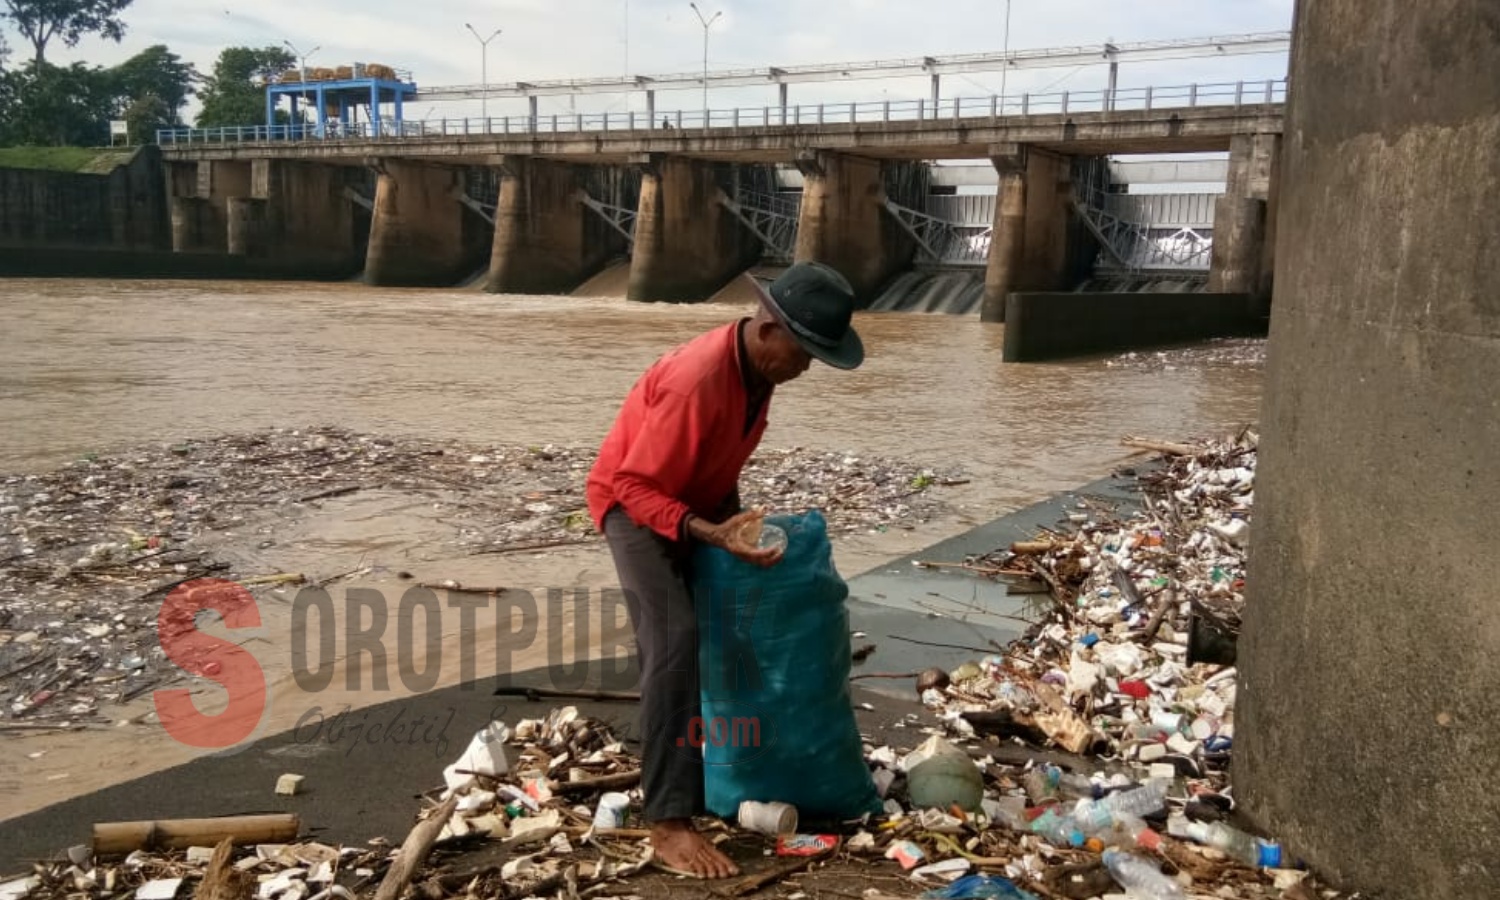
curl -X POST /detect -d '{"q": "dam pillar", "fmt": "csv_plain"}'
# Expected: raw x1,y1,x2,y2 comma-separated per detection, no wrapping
1208,133,1278,302
487,157,627,294
365,159,475,287
980,146,1084,323
627,155,760,302
792,150,915,303
169,160,250,254
239,160,365,274
1237,1,1500,897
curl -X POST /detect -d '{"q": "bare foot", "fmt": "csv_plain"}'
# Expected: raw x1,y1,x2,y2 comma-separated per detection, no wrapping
650,819,740,879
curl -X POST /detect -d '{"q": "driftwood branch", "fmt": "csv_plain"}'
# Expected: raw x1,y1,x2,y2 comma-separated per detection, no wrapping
554,770,641,797
1121,436,1200,457
193,839,248,900
374,795,460,900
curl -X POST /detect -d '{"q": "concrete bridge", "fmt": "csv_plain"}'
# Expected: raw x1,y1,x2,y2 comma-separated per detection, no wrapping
160,73,1284,319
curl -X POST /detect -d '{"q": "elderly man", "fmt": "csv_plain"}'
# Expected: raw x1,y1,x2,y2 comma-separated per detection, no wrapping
585,262,865,878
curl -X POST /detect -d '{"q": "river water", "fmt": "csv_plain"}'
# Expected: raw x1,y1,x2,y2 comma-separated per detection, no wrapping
0,277,1264,516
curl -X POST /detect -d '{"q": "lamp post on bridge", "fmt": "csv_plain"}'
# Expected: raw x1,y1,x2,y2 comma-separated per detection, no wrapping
466,23,503,124
283,40,320,135
1000,0,1011,114
689,2,722,119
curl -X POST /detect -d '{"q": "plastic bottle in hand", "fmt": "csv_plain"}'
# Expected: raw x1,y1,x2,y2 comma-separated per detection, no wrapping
1101,849,1186,900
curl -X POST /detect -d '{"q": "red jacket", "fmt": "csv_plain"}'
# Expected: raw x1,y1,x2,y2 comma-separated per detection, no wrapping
587,321,770,541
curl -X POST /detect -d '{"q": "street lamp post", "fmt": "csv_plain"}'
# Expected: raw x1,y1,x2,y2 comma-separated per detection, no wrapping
283,40,320,135
465,24,503,124
689,2,721,118
999,0,1012,114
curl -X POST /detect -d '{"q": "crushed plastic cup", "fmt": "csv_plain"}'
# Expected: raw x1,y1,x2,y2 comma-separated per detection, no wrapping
757,523,788,551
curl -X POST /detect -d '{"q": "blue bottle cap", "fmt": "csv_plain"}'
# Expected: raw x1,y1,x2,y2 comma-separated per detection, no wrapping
1256,841,1283,868
1079,633,1102,648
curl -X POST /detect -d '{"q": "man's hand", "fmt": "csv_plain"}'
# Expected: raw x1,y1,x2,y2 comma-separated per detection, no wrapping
686,509,783,568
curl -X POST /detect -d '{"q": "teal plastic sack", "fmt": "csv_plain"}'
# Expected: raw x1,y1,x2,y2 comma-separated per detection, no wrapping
693,510,882,821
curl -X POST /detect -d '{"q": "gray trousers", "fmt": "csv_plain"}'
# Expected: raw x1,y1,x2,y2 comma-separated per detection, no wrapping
603,507,703,822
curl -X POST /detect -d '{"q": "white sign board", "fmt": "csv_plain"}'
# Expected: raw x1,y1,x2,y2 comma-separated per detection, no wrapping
109,120,128,137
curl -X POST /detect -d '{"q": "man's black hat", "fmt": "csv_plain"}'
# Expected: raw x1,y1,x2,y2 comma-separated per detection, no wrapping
760,262,864,370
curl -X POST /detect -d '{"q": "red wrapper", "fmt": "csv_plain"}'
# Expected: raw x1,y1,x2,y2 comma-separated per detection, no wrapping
775,834,839,856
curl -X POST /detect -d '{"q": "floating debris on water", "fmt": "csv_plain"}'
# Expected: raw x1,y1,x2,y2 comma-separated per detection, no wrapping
0,426,963,727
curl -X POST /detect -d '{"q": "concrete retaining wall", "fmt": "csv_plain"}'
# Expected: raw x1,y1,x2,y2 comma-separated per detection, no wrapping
1235,1,1500,897
1001,291,1266,362
0,147,168,252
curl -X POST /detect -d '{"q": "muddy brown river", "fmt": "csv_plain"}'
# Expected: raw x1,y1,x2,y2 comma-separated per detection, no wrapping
0,277,1263,513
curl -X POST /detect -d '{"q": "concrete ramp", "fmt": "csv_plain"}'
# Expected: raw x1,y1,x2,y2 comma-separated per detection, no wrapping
570,259,632,298
866,270,986,315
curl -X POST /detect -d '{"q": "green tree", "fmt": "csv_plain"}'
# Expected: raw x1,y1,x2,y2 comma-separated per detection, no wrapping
3,0,134,67
111,43,196,123
1,61,114,144
196,45,295,129
121,92,167,143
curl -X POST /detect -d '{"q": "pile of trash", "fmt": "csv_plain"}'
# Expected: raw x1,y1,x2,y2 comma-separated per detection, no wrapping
856,428,1336,898
0,426,961,729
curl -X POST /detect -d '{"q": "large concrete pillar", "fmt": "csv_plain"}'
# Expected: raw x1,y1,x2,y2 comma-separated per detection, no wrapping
245,160,364,273
168,160,250,254
365,160,474,287
980,148,1027,322
979,146,1085,322
486,157,625,294
225,197,264,256
1237,3,1500,899
792,150,914,303
627,155,760,302
1207,133,1278,299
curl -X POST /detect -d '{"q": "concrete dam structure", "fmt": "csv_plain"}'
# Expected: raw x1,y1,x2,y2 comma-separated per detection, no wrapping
156,101,1282,319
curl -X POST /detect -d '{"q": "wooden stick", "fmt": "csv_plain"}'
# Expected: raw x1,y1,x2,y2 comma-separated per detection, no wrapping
492,685,641,703
848,671,922,682
93,814,300,855
298,485,361,503
1135,589,1176,645
1010,541,1066,556
554,770,641,796
717,856,819,898
914,560,1033,577
471,538,594,556
1120,436,1199,457
373,795,459,900
241,573,306,587
416,582,507,595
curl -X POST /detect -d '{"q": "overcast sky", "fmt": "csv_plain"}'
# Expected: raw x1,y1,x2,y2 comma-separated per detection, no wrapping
18,0,1295,121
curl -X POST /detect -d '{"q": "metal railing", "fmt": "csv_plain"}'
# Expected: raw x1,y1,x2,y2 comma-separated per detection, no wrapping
155,78,1286,146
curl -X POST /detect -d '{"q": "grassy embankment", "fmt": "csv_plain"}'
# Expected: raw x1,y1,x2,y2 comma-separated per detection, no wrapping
0,146,136,173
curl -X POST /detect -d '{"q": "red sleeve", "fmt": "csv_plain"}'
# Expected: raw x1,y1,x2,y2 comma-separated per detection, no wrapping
612,384,715,541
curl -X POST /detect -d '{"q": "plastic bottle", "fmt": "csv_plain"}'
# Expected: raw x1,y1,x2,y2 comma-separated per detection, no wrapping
1166,818,1283,868
1101,849,1186,900
1102,779,1169,818
1028,807,1084,848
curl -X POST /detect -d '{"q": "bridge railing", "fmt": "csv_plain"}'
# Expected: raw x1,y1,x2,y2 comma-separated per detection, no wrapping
155,78,1286,145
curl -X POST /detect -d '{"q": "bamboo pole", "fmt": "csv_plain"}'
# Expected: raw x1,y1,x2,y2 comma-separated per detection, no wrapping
93,814,300,855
